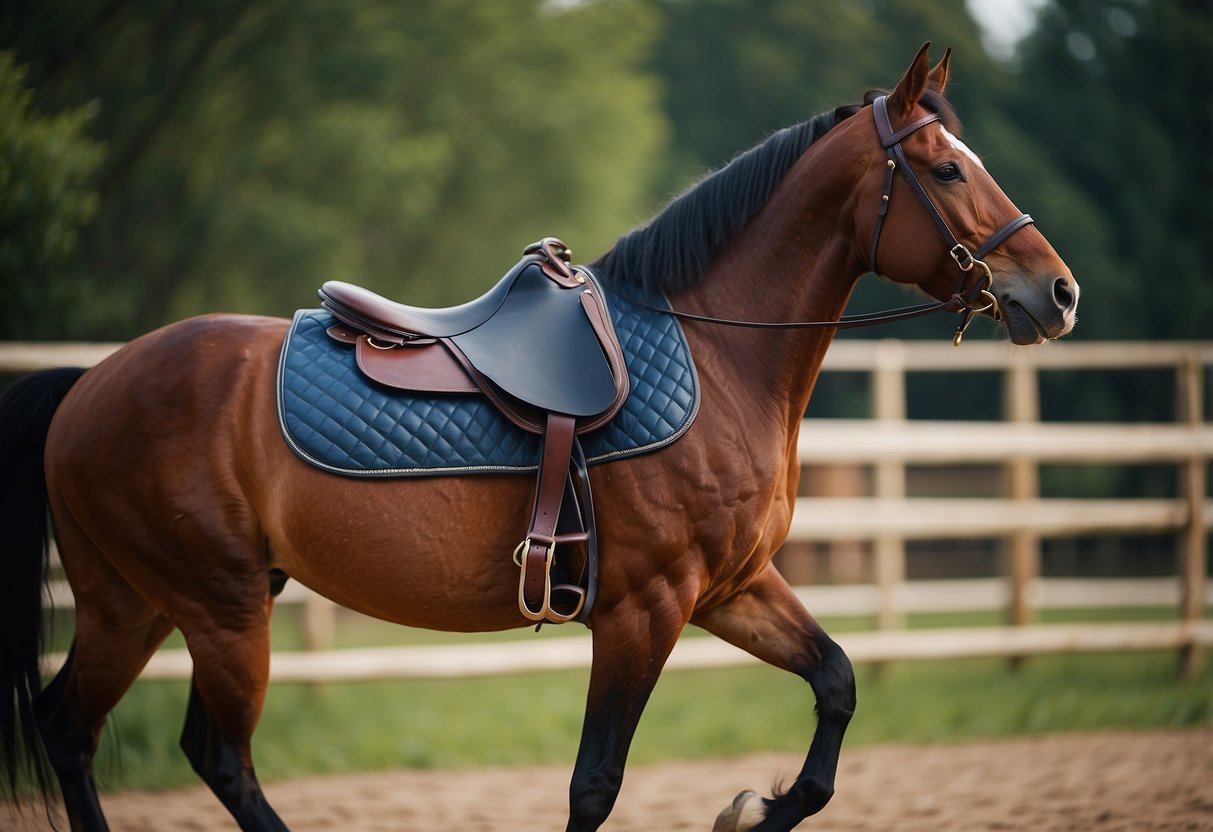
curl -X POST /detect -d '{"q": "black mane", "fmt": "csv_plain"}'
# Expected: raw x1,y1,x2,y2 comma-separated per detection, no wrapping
591,88,958,296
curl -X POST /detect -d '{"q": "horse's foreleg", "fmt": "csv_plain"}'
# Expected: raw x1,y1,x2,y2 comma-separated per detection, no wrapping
566,595,691,832
693,565,855,832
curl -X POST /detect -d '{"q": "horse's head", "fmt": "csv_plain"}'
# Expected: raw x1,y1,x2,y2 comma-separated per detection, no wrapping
858,44,1079,345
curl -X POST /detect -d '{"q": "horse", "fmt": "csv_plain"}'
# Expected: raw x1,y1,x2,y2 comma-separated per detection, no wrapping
1,44,1078,831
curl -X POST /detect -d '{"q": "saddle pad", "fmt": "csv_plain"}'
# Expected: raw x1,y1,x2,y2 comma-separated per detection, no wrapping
277,289,700,476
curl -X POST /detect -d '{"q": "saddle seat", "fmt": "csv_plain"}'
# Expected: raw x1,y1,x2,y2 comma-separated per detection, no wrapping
318,239,627,421
318,269,517,341
315,238,630,626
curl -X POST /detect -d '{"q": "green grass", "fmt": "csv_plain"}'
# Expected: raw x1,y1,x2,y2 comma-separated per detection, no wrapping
79,646,1211,793
31,605,1213,793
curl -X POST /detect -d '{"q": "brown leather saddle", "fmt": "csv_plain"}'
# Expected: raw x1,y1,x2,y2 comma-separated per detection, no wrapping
317,238,629,624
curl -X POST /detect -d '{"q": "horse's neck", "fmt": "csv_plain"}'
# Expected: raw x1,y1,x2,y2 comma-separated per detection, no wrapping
678,162,866,438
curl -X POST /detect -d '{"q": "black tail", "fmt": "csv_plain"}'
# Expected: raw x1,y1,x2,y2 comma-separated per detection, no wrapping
0,367,87,799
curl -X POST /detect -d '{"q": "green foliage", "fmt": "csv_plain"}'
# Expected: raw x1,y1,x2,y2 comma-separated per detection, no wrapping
1,1,1208,347
0,51,102,334
650,0,1001,191
998,0,1213,340
1,0,667,338
649,0,1211,343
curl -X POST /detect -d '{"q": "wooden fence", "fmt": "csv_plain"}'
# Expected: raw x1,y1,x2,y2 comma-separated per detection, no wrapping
794,339,1212,676
3,338,1211,681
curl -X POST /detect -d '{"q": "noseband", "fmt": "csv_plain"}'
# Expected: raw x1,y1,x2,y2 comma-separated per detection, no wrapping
869,95,1034,345
633,95,1036,346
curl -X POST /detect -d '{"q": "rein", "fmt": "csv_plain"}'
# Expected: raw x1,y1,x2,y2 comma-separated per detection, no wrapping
636,95,1035,347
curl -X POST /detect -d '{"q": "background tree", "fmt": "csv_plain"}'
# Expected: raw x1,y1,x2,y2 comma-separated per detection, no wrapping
1,0,667,338
647,0,1210,344
2,0,1208,347
1000,0,1213,341
0,51,102,335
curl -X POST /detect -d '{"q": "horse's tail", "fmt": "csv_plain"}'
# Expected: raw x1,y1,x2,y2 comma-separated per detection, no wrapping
0,366,87,799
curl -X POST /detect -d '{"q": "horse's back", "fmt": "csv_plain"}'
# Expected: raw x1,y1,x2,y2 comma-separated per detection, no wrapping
48,313,287,464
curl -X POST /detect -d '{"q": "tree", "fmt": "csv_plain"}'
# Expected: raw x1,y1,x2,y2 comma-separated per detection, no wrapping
1,0,669,338
1002,0,1213,340
0,51,102,337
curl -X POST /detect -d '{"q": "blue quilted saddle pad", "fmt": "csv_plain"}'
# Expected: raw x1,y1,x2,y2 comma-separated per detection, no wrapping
277,288,700,476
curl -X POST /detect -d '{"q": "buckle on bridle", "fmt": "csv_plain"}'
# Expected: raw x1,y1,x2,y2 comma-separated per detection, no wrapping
950,244,975,271
952,259,1001,346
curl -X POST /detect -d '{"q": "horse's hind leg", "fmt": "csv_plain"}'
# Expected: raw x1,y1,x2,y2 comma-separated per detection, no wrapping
692,565,855,832
178,593,287,832
34,531,174,831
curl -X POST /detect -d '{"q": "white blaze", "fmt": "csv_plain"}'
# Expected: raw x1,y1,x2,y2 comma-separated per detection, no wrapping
940,125,985,169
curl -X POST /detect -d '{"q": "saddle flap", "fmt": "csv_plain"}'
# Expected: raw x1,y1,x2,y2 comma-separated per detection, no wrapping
450,266,627,419
356,338,480,395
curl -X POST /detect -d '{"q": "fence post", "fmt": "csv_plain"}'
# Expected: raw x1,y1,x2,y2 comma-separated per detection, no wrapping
873,340,907,631
303,593,337,652
1177,351,1207,678
1004,354,1041,632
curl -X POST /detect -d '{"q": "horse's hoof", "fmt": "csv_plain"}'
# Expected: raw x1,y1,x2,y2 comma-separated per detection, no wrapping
712,789,766,832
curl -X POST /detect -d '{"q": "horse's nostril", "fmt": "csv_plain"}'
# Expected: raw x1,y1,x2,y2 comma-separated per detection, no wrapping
1053,276,1075,311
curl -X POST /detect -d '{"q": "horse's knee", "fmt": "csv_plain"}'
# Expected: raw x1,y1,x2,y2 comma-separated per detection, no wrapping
805,636,855,723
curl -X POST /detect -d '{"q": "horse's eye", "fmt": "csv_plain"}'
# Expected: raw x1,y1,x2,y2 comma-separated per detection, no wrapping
934,162,963,182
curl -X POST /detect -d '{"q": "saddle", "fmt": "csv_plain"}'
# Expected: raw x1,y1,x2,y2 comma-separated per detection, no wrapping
318,238,630,624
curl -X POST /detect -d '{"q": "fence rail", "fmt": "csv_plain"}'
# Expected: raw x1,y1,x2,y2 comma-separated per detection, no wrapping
5,338,1210,682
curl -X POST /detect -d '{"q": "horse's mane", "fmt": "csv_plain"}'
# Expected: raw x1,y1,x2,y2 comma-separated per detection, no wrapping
592,88,959,295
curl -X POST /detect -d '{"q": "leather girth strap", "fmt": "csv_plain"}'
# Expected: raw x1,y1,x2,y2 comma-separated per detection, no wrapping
515,412,593,624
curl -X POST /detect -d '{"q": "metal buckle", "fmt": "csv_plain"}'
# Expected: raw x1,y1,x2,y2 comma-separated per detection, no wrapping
950,244,975,272
952,260,1000,347
514,538,556,622
365,336,398,350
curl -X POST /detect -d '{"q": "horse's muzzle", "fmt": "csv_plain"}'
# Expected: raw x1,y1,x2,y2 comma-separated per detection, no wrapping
998,272,1079,344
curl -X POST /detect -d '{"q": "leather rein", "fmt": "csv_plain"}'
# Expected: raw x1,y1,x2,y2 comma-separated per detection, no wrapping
645,95,1036,347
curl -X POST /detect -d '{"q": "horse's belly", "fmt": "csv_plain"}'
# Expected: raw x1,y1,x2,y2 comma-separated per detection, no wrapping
261,471,538,632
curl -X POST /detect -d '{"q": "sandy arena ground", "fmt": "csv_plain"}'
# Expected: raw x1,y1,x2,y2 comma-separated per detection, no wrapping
6,729,1212,831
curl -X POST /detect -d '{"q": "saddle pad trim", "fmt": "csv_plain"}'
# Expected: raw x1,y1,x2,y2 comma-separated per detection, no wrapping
277,289,699,477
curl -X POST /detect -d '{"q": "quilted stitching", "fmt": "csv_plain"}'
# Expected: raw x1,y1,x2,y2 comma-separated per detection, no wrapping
277,287,699,477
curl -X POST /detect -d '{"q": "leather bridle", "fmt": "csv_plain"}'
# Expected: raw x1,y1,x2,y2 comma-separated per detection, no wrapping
643,95,1037,346
869,94,1034,345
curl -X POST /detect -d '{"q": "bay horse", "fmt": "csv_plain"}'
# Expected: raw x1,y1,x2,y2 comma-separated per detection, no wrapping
1,44,1077,831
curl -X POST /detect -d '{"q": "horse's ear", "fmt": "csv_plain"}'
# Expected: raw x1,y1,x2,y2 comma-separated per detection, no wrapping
928,46,952,94
887,42,932,118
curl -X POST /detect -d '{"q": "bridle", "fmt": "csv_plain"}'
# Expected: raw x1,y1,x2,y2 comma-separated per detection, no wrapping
639,95,1036,346
869,94,1034,345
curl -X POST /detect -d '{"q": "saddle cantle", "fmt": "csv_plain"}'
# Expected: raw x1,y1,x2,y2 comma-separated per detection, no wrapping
315,239,632,625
